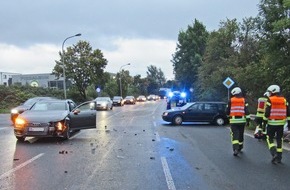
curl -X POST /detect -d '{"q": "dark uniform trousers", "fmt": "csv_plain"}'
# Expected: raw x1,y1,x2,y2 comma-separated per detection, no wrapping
255,116,266,132
231,123,245,151
267,125,284,160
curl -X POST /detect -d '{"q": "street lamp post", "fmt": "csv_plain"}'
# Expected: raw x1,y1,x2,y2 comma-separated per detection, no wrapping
119,63,130,97
62,33,81,99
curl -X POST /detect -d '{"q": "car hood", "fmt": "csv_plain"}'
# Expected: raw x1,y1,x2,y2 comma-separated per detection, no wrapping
166,107,184,112
19,110,69,123
12,105,31,111
96,100,109,104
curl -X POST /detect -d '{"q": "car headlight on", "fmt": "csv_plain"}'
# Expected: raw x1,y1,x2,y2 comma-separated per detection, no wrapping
11,109,19,114
89,102,95,109
55,122,66,132
163,112,168,116
15,118,26,128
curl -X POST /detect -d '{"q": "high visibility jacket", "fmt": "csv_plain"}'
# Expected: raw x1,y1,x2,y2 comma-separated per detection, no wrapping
229,97,247,123
230,97,245,116
267,96,287,125
256,97,268,118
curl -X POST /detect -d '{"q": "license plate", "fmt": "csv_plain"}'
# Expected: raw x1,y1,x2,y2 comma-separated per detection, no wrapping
29,127,45,132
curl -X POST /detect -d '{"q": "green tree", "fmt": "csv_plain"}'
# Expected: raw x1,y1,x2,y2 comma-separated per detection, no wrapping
146,65,166,94
117,70,132,97
258,0,290,98
53,41,107,101
171,19,209,91
197,19,239,101
132,75,148,95
103,75,119,98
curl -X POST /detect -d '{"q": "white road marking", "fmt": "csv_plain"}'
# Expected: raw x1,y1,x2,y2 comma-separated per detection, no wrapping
153,121,156,127
129,117,134,125
161,157,176,190
0,153,44,180
155,132,160,142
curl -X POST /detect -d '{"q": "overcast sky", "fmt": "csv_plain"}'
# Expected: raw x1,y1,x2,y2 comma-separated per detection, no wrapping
0,0,260,80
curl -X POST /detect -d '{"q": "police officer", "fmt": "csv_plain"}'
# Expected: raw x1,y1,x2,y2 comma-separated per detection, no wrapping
264,85,290,164
254,92,269,139
166,98,171,110
226,87,250,156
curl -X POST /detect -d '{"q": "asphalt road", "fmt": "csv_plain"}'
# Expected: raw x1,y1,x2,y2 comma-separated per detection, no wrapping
0,100,290,190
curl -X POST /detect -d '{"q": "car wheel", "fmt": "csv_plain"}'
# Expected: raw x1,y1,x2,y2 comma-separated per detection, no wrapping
16,136,25,142
214,117,225,126
173,115,183,125
110,105,113,110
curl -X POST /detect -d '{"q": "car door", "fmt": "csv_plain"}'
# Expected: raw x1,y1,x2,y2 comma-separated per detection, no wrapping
183,103,205,122
69,101,97,130
202,103,218,121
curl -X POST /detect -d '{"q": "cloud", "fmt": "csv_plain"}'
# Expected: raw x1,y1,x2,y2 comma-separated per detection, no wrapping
0,43,59,74
0,0,260,81
103,38,176,79
0,38,176,79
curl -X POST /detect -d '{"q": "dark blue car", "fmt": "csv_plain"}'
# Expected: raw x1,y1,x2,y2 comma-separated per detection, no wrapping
162,101,228,126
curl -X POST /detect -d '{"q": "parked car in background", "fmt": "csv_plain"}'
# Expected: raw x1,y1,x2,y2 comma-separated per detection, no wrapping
95,97,113,110
136,95,146,102
13,99,97,141
147,94,156,101
112,96,124,106
155,95,161,100
10,96,57,124
124,96,136,104
162,101,228,126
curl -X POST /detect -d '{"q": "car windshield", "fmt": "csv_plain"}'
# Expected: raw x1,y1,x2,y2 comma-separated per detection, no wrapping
113,97,121,100
96,97,110,101
31,101,67,111
23,98,41,106
180,102,194,109
23,97,54,106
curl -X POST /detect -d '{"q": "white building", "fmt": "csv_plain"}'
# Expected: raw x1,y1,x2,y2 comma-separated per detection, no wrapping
11,73,64,89
0,72,20,86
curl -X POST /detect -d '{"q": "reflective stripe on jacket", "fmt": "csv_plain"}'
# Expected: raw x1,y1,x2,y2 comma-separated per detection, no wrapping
268,96,287,125
230,97,245,117
229,97,247,123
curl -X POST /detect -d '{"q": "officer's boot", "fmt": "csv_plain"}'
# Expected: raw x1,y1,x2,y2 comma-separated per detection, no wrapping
276,152,282,163
238,144,243,153
270,147,277,164
233,144,239,156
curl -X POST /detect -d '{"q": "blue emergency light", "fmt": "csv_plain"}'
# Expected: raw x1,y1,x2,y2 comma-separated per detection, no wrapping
181,92,186,98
